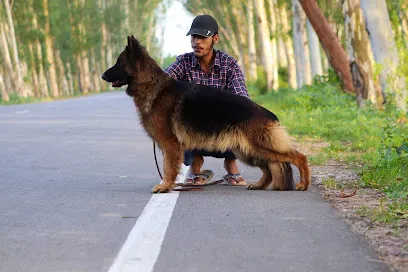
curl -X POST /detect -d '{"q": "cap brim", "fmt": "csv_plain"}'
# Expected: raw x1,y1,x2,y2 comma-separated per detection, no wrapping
186,28,212,37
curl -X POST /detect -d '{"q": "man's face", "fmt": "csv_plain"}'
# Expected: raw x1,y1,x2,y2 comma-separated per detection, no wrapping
191,34,219,58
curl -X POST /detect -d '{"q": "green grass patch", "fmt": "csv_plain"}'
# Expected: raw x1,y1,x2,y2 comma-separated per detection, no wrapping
250,81,407,223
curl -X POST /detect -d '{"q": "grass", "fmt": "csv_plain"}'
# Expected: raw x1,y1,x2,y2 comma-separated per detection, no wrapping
250,80,408,223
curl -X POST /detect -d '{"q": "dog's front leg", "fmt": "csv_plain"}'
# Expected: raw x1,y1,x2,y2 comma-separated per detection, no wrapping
152,140,183,193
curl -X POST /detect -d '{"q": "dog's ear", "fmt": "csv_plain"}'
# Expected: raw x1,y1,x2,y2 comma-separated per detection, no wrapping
130,35,139,50
127,36,133,54
127,35,140,55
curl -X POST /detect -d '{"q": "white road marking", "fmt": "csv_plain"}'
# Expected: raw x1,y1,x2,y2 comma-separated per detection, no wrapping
108,165,189,272
15,110,29,114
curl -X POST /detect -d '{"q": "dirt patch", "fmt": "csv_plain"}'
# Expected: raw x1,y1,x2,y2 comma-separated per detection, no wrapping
299,139,408,272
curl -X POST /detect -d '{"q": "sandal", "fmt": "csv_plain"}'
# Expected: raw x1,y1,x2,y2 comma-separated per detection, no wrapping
185,170,214,185
223,173,247,186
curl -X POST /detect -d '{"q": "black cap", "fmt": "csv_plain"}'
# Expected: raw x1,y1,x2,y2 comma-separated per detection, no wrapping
186,14,218,37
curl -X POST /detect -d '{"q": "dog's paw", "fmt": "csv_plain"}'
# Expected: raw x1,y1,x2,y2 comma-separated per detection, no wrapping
247,183,266,190
295,182,308,191
151,184,171,194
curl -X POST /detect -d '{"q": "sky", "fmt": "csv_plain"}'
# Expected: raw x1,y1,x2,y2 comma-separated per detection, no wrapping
160,1,195,57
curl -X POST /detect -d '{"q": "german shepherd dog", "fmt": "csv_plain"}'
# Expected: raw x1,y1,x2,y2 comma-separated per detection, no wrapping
102,36,310,193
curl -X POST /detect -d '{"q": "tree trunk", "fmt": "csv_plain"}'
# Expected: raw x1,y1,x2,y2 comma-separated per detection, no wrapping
230,1,248,79
0,73,9,102
277,38,288,68
28,44,40,98
81,50,90,94
0,23,17,91
91,49,101,92
268,0,279,90
254,0,274,91
247,0,258,81
343,0,384,108
43,0,60,97
278,3,297,88
76,54,84,93
36,41,49,98
106,31,113,69
30,6,49,98
299,0,355,93
307,19,323,77
55,50,69,96
66,62,74,96
398,3,408,43
360,0,407,112
3,0,25,96
292,0,311,86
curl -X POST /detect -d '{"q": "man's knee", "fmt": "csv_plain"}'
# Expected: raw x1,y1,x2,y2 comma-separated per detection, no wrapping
183,151,194,166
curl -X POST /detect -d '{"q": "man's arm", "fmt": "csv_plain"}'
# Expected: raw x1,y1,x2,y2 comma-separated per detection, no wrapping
226,61,250,99
164,56,185,80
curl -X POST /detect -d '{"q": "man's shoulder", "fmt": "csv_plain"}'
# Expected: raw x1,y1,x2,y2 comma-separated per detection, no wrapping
216,50,238,65
175,52,194,63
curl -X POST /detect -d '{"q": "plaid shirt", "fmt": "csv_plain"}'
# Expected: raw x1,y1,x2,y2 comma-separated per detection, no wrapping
164,50,250,99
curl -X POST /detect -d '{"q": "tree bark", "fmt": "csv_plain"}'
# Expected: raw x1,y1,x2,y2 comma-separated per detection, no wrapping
278,3,297,88
55,50,69,96
268,0,279,90
247,0,258,81
43,0,60,97
254,0,274,90
66,62,74,96
231,0,248,79
0,23,17,91
307,19,323,77
299,0,355,93
3,0,25,96
91,49,101,92
81,50,90,94
342,0,384,108
292,0,312,86
360,0,407,112
28,44,40,98
0,73,9,102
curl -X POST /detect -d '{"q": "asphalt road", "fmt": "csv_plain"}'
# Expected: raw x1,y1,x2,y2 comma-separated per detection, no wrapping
0,92,388,272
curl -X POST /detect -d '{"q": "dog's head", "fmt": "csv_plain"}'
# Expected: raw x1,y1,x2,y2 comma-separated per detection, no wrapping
101,35,143,96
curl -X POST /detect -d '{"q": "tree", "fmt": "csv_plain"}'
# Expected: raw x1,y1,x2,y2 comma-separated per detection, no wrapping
299,0,355,93
360,0,407,112
3,0,25,96
342,0,384,108
292,0,312,86
306,19,323,77
254,0,275,90
247,0,258,81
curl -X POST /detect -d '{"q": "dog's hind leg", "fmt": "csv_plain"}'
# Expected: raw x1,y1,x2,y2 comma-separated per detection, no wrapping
270,151,310,191
152,139,183,193
247,165,272,190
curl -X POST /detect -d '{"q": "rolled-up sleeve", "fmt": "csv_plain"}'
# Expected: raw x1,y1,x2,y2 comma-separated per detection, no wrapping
226,61,250,99
164,56,185,80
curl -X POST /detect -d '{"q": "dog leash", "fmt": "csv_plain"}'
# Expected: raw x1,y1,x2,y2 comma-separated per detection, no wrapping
153,141,163,180
152,141,222,190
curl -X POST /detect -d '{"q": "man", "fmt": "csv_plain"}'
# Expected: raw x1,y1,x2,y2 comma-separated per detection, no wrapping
165,14,249,186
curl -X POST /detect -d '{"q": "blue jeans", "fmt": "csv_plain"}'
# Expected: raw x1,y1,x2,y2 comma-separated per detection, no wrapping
183,150,237,166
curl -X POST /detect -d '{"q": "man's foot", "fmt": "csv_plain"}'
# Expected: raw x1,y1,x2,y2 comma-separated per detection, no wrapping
223,173,247,186
185,170,214,185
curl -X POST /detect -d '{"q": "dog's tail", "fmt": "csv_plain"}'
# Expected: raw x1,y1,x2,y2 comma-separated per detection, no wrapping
269,161,294,190
260,122,293,154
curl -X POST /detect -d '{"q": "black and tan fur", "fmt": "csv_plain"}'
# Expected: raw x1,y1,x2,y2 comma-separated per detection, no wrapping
102,36,310,193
